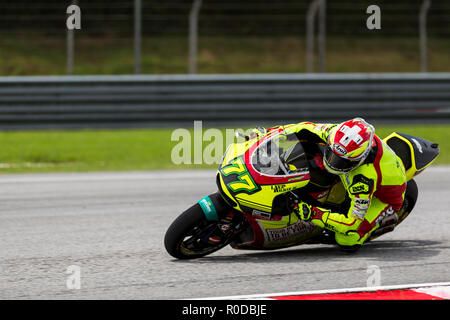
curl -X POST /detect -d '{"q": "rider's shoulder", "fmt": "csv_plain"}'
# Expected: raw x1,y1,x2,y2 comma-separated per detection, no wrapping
343,170,376,197
342,165,378,187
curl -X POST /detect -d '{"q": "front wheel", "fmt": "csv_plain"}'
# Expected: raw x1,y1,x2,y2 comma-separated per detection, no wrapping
164,202,244,259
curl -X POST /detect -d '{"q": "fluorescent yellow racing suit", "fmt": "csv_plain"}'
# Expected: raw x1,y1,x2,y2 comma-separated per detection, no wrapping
288,122,407,250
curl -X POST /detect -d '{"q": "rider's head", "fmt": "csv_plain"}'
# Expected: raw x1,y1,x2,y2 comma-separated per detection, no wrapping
323,118,375,175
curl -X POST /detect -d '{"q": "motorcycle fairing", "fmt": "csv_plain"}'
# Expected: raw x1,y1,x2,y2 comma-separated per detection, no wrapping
231,211,322,250
217,125,311,214
383,132,439,181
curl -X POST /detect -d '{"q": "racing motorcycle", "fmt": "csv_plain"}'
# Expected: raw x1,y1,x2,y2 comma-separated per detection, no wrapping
164,124,440,259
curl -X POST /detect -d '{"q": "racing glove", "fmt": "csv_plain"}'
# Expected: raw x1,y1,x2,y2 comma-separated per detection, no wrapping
295,202,313,221
295,201,330,229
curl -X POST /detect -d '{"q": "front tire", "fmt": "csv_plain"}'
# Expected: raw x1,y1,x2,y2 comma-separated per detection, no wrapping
164,203,238,259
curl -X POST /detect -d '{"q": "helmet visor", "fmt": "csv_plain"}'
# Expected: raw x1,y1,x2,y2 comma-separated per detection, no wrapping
324,145,360,173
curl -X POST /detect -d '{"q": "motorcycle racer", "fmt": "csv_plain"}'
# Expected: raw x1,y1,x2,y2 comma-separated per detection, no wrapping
287,118,407,252
166,116,439,259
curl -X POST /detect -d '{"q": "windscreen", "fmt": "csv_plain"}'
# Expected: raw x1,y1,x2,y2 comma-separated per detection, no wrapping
251,131,309,177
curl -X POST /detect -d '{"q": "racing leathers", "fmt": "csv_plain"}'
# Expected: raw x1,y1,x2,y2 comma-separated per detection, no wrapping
287,121,407,250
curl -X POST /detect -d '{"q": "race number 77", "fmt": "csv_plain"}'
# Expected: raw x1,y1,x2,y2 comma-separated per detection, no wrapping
221,157,258,193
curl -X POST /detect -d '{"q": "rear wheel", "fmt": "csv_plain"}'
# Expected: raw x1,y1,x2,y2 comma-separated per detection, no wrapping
368,179,418,241
164,203,243,259
396,179,418,226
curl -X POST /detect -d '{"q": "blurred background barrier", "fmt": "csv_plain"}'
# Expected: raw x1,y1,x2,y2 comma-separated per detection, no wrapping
0,1,449,129
0,73,449,129
0,1,449,75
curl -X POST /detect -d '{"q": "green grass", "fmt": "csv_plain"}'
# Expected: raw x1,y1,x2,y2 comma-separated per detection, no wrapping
0,36,449,75
0,129,175,173
0,125,448,174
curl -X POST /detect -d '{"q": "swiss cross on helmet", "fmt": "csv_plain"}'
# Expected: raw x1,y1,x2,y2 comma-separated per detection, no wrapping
323,118,375,174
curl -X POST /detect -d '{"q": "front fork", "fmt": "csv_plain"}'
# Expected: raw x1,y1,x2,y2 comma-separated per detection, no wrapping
198,193,248,246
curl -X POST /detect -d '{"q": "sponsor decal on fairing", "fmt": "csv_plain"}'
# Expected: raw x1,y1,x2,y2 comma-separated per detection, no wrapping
265,220,316,243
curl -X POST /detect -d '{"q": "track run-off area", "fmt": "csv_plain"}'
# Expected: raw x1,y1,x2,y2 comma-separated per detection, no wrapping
0,167,449,299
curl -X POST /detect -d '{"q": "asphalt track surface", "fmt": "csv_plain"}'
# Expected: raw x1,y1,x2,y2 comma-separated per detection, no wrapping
0,167,449,299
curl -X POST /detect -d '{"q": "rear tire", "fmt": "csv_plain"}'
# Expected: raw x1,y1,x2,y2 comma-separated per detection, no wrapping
396,179,418,226
368,179,419,241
